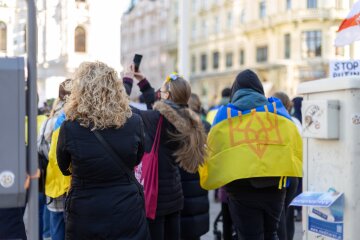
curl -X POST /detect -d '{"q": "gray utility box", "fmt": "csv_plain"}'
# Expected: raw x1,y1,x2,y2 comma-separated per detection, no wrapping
0,57,27,208
298,77,360,240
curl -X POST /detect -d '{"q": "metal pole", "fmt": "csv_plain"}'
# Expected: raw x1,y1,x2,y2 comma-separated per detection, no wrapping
178,0,190,80
26,0,39,239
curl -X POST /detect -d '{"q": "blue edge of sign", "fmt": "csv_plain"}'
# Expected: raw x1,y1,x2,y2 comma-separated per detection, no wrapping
309,216,343,240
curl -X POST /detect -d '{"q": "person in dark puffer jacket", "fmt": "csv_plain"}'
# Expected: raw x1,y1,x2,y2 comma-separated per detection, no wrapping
179,93,210,240
56,62,150,240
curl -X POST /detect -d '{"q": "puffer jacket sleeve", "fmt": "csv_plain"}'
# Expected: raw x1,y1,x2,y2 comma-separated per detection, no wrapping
135,115,145,166
56,122,72,176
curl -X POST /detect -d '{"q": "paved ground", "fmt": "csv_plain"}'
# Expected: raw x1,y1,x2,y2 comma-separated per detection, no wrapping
25,191,303,239
202,193,303,240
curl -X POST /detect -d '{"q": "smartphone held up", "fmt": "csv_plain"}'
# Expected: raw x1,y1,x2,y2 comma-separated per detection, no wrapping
133,54,143,72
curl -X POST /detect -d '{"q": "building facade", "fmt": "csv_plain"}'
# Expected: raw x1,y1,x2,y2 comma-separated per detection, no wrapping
122,0,359,106
121,0,171,93
188,0,360,105
0,0,122,105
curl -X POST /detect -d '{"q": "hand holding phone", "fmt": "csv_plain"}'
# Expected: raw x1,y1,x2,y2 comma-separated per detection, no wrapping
133,54,143,72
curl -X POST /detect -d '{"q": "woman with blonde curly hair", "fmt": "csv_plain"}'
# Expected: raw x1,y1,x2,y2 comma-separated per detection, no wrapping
56,61,150,239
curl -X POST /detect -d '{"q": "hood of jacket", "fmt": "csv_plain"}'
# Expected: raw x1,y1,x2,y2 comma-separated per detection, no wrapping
153,100,207,173
231,88,268,111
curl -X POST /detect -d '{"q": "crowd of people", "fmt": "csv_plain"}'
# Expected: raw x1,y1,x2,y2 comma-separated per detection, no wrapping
0,60,304,240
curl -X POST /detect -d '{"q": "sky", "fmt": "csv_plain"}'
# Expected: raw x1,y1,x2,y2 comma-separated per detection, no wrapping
120,0,132,15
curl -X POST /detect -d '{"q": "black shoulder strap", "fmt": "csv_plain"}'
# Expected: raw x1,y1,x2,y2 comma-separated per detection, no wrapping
93,131,144,198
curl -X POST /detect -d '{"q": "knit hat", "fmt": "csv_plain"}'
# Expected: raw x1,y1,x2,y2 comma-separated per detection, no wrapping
230,69,264,101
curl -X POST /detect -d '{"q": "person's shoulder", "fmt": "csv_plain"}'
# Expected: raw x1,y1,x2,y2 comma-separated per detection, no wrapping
138,109,160,121
127,112,143,124
60,120,82,132
202,119,211,133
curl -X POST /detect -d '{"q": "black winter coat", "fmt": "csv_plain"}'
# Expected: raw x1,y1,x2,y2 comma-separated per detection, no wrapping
134,109,184,217
125,77,183,217
180,169,209,239
179,119,210,239
57,114,150,240
125,78,206,220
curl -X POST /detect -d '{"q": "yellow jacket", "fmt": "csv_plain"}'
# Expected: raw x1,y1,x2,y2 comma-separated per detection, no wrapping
45,112,70,198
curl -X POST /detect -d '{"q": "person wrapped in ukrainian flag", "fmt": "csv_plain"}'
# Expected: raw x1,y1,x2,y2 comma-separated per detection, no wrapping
199,69,302,239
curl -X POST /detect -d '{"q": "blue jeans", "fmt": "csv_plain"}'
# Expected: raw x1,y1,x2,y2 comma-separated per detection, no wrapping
49,210,65,240
43,206,51,239
39,193,51,239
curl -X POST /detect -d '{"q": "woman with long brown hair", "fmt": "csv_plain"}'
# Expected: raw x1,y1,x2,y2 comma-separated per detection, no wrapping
123,68,207,240
56,61,150,239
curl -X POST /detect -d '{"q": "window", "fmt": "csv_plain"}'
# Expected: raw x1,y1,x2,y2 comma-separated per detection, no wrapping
160,28,166,41
201,19,207,37
240,9,245,24
239,50,245,65
226,52,233,68
286,0,291,10
201,54,207,71
259,0,266,19
192,22,197,39
213,51,219,69
284,34,291,59
256,46,268,62
307,0,317,8
0,21,7,52
302,31,322,58
227,12,233,29
192,0,197,11
214,16,220,33
75,26,86,52
191,55,196,73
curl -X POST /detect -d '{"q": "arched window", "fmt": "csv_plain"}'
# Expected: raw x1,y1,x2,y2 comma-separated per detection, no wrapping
75,26,86,52
0,21,7,52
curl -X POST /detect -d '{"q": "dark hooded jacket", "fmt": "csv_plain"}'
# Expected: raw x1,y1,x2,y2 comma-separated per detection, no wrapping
292,97,303,123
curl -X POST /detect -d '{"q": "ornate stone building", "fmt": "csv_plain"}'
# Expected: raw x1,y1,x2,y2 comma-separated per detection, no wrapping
0,0,122,104
122,0,360,106
186,0,360,106
121,0,171,91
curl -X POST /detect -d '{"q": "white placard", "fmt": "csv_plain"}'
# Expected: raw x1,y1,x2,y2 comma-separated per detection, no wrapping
329,60,360,78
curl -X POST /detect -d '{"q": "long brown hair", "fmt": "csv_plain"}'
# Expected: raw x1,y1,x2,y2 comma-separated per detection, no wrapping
163,76,191,105
273,91,292,112
188,93,202,114
155,77,207,173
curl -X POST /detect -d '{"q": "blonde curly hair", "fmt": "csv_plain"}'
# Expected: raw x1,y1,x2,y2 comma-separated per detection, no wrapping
64,61,132,130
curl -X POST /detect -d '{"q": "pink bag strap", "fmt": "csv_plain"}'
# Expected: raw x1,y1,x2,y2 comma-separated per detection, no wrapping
151,115,163,153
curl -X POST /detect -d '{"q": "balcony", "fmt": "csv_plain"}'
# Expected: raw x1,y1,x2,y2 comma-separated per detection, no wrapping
244,8,347,33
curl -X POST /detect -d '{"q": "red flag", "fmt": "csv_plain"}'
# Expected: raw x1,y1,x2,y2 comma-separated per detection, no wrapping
335,0,360,46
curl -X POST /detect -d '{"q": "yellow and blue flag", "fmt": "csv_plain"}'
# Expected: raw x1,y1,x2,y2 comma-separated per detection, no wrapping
206,106,221,125
45,112,71,198
199,98,302,190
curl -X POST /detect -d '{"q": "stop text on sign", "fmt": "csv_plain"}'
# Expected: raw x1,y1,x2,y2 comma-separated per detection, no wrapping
329,60,360,78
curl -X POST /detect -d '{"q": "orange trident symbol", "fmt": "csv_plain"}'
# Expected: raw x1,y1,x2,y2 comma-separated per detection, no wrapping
227,103,283,158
